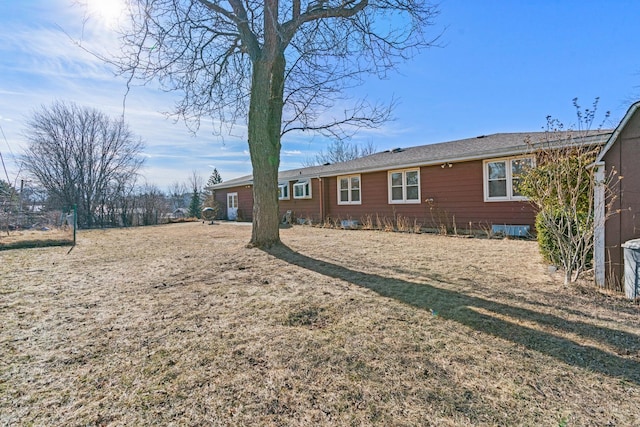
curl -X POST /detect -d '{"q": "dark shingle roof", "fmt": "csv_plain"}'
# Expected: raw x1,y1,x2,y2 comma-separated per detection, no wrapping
213,130,613,189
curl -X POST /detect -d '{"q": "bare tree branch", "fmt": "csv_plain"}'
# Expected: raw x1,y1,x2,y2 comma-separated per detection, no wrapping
114,0,440,246
303,139,378,166
21,101,145,228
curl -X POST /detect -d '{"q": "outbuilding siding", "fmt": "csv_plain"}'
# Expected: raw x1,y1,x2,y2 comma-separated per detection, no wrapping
602,109,640,288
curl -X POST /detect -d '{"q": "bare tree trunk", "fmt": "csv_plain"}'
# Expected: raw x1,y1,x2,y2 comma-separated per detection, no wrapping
116,0,438,242
248,50,285,247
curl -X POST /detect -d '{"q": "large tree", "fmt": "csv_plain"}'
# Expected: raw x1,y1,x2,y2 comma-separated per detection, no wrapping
118,0,439,246
22,101,145,228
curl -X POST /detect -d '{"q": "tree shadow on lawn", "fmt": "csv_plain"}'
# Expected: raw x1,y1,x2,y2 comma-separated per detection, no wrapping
265,244,640,385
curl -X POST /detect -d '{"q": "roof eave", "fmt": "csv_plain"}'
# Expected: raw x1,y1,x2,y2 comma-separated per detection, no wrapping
314,135,609,178
213,132,611,188
593,101,640,165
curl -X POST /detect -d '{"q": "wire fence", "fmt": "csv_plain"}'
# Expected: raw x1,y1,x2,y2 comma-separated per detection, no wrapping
0,184,75,250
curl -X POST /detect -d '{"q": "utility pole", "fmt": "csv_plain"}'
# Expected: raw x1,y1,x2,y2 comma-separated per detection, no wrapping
18,179,24,227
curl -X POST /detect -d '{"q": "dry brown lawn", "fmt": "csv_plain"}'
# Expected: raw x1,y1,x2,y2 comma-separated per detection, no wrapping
1,222,639,426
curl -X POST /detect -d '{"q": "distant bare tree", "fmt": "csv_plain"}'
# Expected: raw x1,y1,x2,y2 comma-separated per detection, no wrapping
116,0,439,246
168,181,189,211
137,184,170,225
0,180,17,233
303,140,377,166
107,175,138,227
188,171,205,193
22,101,145,228
0,180,16,209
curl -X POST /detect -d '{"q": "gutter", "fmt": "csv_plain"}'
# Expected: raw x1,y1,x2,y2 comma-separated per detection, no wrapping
298,134,610,180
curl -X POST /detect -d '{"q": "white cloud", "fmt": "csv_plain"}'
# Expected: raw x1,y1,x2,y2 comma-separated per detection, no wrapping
282,149,302,156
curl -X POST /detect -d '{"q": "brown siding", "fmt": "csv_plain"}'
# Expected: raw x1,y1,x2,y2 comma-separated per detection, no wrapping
604,111,640,287
214,186,254,221
214,191,227,218
422,161,535,229
325,161,536,230
216,159,538,230
278,178,323,222
325,171,389,220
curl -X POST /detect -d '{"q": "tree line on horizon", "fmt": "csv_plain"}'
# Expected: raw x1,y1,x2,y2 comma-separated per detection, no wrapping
11,100,224,229
10,99,373,230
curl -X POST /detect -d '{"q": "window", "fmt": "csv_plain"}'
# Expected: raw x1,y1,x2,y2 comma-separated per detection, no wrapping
484,156,534,201
293,179,311,199
388,169,420,204
278,182,289,200
338,175,361,205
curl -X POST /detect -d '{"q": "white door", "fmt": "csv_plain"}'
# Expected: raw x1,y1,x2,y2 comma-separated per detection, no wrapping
227,193,238,220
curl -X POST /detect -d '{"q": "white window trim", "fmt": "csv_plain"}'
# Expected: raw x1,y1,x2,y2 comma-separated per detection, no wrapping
278,182,289,200
337,174,362,205
388,168,421,204
293,179,312,199
483,155,535,202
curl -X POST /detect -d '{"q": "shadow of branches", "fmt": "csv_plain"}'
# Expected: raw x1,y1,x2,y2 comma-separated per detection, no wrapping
265,244,640,385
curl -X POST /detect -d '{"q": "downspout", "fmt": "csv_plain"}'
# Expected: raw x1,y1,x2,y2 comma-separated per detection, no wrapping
593,161,606,287
317,177,324,221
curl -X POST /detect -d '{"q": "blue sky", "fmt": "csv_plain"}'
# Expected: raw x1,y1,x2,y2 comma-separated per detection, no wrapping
1,0,639,189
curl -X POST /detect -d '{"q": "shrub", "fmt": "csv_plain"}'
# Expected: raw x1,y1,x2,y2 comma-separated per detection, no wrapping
535,208,593,268
518,99,612,284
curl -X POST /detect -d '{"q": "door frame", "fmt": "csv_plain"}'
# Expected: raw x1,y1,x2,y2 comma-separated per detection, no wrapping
227,192,238,220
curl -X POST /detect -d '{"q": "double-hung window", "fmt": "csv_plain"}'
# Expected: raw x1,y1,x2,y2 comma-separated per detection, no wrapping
338,175,361,205
293,179,311,199
388,169,420,204
484,156,534,201
278,182,289,200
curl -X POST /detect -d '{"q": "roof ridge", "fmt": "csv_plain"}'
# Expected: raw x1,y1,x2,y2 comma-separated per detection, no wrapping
213,130,614,189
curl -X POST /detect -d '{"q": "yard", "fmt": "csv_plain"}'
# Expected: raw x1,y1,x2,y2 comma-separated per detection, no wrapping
1,222,639,426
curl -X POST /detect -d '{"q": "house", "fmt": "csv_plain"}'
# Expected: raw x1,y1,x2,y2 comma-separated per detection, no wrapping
170,207,189,219
213,130,611,234
593,101,640,290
